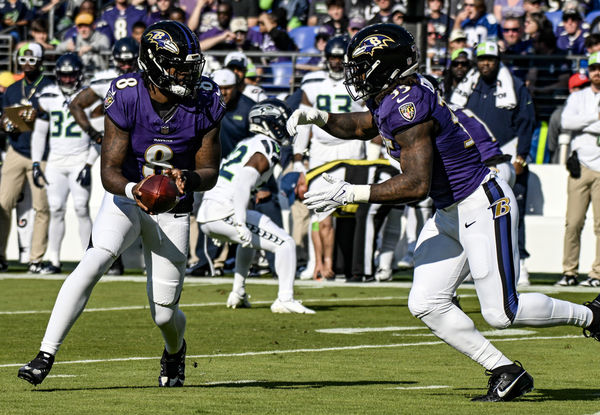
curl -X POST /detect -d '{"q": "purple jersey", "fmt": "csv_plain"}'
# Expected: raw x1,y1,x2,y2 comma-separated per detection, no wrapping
452,106,502,164
100,5,148,42
104,72,226,212
368,76,489,209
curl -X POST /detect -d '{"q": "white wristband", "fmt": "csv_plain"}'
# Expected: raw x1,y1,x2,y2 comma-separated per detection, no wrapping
352,185,371,203
125,182,136,200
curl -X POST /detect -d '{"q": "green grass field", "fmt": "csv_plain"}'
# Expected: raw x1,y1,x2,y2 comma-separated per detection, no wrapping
1,270,600,415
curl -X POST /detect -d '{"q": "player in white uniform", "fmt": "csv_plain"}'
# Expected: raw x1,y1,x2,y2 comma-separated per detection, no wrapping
69,37,139,276
293,35,367,280
30,54,98,274
198,99,314,314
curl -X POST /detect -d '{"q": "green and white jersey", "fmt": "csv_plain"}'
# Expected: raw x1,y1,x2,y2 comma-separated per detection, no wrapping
199,133,281,222
37,84,93,160
301,70,366,145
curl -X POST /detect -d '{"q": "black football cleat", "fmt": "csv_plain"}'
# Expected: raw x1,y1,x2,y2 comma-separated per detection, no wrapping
471,361,534,402
158,340,186,387
18,351,55,386
583,294,600,341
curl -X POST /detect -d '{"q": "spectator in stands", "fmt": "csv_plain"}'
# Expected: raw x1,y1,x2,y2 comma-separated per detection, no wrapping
556,6,589,55
390,4,406,26
295,28,330,72
427,0,454,41
558,53,600,287
442,48,472,101
18,18,59,52
426,21,446,61
130,20,146,44
60,0,113,43
187,0,216,33
307,0,329,26
546,72,589,164
526,28,570,97
0,0,34,43
198,2,235,51
450,41,535,284
257,11,298,63
494,0,526,22
100,0,147,43
448,28,468,52
145,0,173,26
454,0,500,47
227,17,260,53
523,11,553,40
271,0,310,30
0,43,53,273
522,0,543,16
585,33,600,53
499,15,531,53
322,0,349,36
168,6,187,23
56,13,111,73
222,0,260,28
368,0,395,24
347,15,366,38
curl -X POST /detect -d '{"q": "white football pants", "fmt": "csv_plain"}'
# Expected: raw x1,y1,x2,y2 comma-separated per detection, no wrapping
408,174,593,371
40,193,188,355
200,210,296,302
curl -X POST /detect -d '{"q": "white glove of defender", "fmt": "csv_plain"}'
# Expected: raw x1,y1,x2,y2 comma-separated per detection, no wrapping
286,107,329,136
303,173,358,213
235,224,252,248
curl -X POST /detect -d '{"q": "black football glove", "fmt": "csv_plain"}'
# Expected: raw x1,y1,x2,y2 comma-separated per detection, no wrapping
32,162,48,188
566,151,581,179
86,127,103,144
76,164,92,187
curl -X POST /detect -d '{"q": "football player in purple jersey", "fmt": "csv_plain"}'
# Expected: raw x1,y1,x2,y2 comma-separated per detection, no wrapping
18,21,225,388
287,23,600,402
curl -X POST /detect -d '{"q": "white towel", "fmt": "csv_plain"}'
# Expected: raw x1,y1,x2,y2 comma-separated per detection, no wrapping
450,63,517,109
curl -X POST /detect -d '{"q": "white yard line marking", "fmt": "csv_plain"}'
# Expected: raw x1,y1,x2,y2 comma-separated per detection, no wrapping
46,375,78,378
0,296,410,315
394,329,536,337
0,335,580,369
316,326,425,334
387,385,450,390
202,380,257,385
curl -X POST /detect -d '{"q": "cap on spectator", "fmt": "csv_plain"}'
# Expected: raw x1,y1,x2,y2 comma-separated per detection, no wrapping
562,8,582,21
230,17,248,33
391,4,407,15
476,41,499,57
17,42,43,59
568,72,589,89
211,68,237,86
589,51,600,67
225,51,248,69
449,29,467,42
246,61,258,78
349,16,366,30
451,48,472,61
0,71,16,88
75,13,94,26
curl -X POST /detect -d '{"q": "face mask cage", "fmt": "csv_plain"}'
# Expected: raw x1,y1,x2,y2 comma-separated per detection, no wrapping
343,59,378,101
56,70,81,95
143,52,206,97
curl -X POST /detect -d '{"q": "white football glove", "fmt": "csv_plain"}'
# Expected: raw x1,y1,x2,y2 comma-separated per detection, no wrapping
235,224,252,248
303,173,371,213
286,107,329,136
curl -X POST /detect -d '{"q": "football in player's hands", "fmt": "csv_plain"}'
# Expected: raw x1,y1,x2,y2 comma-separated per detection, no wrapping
137,174,179,214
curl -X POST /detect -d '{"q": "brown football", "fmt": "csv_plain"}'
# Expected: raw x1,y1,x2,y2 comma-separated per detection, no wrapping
138,174,179,214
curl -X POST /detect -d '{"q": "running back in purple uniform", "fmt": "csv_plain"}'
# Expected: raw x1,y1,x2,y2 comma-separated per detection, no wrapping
287,23,600,403
104,72,225,212
369,76,489,209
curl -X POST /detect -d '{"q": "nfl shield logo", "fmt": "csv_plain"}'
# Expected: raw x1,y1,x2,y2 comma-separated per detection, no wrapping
399,102,416,121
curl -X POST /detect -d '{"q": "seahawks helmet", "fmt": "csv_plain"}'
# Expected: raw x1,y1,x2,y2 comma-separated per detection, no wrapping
324,35,349,80
248,99,292,143
138,20,205,98
55,53,83,95
344,24,418,101
113,37,139,75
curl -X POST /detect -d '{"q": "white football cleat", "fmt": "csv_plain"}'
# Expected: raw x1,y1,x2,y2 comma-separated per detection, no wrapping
226,291,251,309
271,299,316,314
375,268,393,282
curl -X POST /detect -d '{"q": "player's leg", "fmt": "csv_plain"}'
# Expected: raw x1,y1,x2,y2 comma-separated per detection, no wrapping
245,210,314,314
15,183,34,264
18,195,142,385
26,160,49,268
465,179,594,330
375,207,403,282
42,164,70,271
141,212,188,387
68,164,92,252
0,147,27,264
